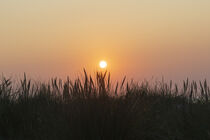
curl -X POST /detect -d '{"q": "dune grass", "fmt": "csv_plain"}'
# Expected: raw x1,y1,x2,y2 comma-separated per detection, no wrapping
0,70,210,140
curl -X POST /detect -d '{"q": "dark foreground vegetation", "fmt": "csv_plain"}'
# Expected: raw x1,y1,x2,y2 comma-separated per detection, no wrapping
0,71,210,140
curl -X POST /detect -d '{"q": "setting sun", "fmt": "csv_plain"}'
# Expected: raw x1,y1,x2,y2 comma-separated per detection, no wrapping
99,61,107,69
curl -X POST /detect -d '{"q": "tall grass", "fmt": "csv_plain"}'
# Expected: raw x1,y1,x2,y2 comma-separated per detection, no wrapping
0,70,210,140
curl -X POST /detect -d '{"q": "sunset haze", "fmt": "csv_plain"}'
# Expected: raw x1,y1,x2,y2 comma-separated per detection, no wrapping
1,0,210,81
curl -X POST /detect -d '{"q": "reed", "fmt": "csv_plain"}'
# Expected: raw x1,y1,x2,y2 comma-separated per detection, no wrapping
0,71,209,140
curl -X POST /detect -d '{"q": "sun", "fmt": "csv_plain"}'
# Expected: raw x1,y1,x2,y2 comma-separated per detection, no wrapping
99,60,107,69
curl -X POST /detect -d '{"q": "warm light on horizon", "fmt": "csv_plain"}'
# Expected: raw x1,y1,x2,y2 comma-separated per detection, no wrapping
1,1,210,81
99,61,107,69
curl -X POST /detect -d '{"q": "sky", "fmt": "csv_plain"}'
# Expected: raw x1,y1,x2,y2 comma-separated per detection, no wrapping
0,0,210,82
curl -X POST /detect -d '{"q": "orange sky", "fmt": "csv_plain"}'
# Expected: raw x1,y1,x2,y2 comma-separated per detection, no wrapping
0,0,210,81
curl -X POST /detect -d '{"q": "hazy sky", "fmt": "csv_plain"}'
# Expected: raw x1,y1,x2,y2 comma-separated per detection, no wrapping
0,0,210,81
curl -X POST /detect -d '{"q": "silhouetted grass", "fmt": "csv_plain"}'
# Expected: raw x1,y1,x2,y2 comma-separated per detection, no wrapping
0,70,210,140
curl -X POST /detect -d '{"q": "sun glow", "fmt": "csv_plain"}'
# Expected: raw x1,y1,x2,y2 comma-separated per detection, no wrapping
99,61,107,69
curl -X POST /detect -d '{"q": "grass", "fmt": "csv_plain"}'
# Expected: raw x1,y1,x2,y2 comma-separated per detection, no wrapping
0,70,210,140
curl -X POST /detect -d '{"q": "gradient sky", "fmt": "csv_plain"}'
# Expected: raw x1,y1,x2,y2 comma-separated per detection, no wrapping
0,0,210,81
